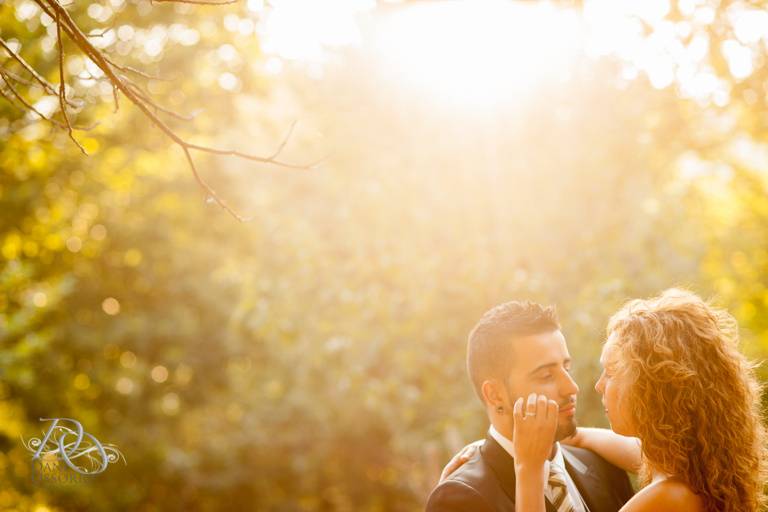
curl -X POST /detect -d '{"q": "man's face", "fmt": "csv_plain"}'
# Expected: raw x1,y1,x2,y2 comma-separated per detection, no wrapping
503,330,579,440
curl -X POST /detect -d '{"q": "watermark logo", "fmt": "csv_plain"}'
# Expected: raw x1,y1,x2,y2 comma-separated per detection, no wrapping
22,418,126,485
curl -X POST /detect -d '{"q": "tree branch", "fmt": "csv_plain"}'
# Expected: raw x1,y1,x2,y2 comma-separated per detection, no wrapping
25,0,320,222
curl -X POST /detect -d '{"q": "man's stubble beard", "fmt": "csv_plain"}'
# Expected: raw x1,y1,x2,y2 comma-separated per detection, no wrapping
556,416,577,441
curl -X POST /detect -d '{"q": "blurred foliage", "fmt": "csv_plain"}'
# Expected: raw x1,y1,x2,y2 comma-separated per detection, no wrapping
2,0,768,510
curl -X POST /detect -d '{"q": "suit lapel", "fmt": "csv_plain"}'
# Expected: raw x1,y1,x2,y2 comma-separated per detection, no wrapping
480,432,557,512
562,446,603,512
481,432,517,503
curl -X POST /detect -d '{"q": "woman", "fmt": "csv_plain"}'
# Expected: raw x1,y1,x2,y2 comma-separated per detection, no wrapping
441,289,767,512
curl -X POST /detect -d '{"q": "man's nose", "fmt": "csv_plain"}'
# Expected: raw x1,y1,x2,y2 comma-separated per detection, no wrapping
561,370,579,396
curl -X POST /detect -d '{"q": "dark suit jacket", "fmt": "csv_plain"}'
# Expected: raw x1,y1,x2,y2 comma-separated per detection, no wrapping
426,432,634,512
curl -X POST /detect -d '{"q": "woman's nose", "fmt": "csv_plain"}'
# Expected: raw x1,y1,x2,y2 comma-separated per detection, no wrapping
595,375,604,394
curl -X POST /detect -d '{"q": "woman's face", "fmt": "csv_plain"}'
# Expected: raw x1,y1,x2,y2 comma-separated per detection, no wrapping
595,334,636,437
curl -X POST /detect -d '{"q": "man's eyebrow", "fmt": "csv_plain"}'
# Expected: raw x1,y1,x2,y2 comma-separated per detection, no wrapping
528,358,571,376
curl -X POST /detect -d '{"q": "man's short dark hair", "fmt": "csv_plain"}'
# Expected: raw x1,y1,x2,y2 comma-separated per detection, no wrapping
466,301,560,403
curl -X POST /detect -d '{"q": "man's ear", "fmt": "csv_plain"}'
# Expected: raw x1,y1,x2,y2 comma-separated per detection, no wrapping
481,379,505,409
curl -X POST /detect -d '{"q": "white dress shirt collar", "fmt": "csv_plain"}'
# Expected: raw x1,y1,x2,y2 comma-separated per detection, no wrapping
488,425,516,458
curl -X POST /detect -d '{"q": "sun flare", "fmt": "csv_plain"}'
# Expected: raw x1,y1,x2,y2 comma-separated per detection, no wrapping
373,1,582,107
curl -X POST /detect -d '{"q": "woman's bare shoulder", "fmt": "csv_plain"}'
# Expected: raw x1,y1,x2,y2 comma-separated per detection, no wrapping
620,479,704,512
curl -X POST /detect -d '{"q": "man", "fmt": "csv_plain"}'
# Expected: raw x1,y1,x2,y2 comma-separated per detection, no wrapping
426,301,634,512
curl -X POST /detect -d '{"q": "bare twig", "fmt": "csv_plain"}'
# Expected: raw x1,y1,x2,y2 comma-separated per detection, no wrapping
0,71,98,130
0,37,78,108
0,68,68,127
112,84,120,113
123,79,195,120
0,88,68,131
87,28,113,38
55,7,88,155
0,67,35,86
182,142,323,169
75,68,121,113
104,56,170,81
182,145,255,222
267,119,298,160
0,84,24,112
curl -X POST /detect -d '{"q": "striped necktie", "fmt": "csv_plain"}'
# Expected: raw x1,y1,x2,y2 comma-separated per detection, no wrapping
548,463,575,512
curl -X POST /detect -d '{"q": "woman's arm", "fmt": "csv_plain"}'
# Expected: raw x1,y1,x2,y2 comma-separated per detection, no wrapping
513,394,559,512
564,427,641,473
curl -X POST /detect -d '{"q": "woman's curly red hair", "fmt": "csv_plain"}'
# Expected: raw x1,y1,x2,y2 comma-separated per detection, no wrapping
607,288,767,512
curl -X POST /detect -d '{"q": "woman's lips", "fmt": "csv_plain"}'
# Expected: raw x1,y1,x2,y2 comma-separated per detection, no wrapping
559,404,576,416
